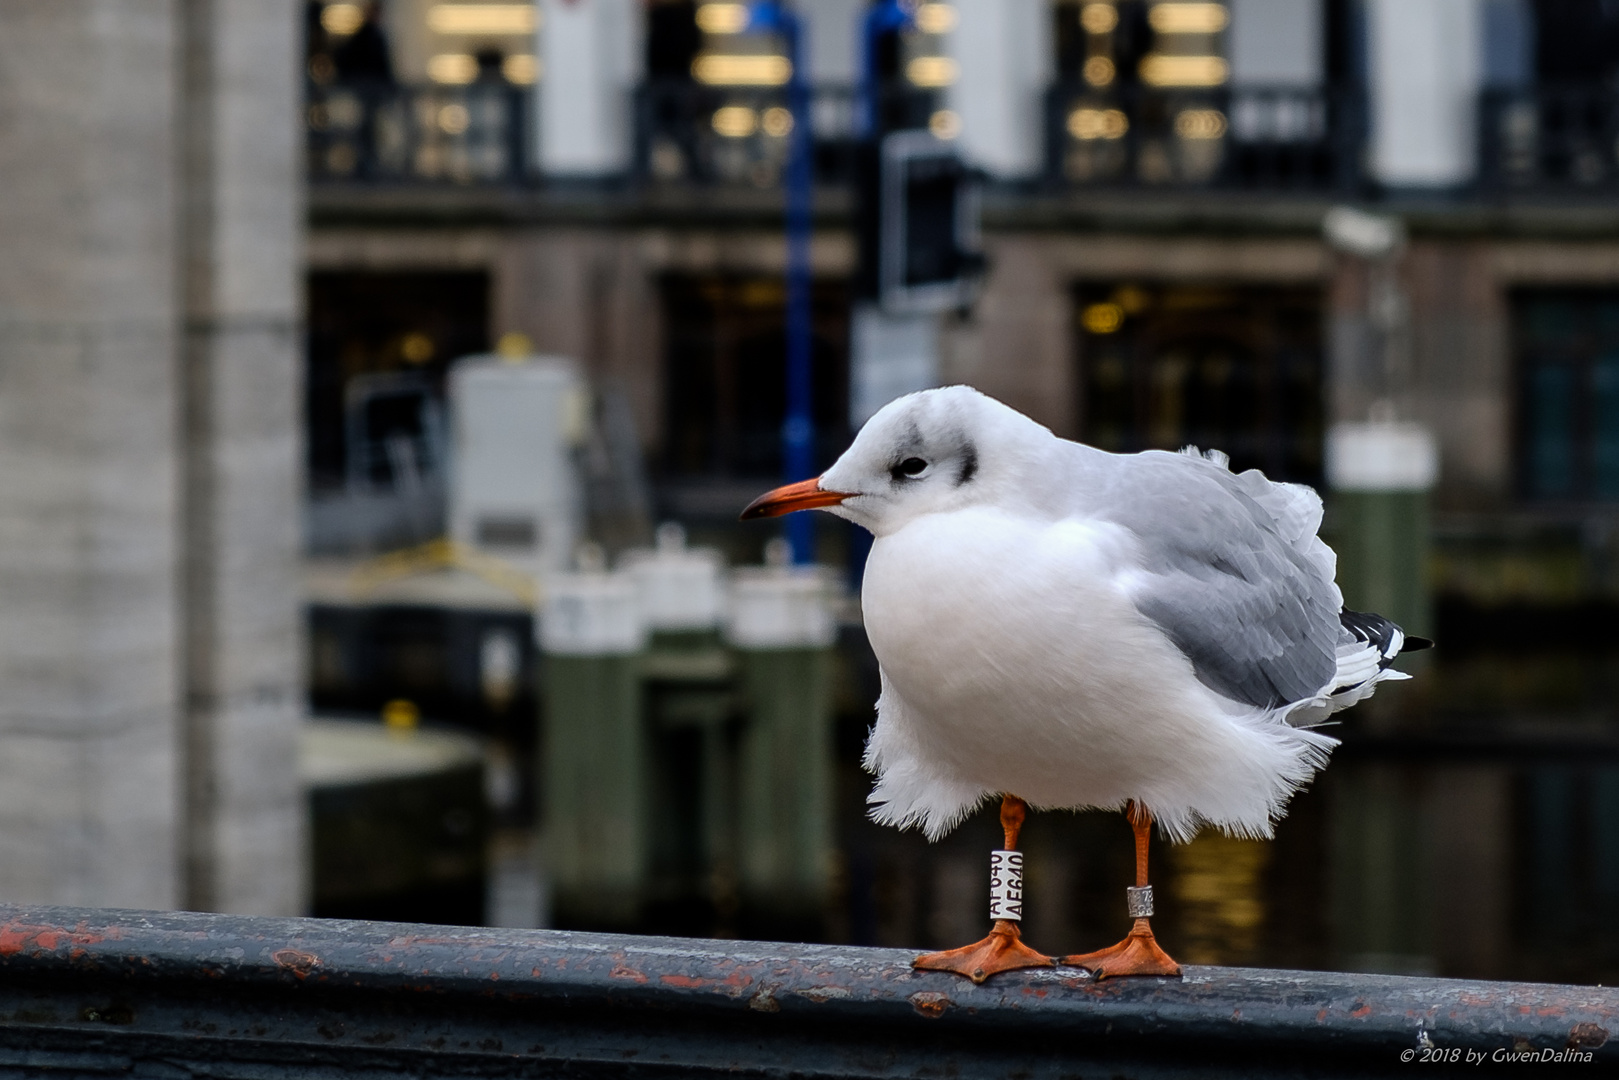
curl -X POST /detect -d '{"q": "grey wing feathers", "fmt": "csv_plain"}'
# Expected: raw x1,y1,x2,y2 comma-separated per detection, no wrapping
1101,449,1342,710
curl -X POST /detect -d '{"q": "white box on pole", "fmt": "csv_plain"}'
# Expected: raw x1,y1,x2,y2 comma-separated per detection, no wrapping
449,354,587,581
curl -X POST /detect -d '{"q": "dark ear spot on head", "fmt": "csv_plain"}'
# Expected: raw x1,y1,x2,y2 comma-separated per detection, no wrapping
956,442,978,486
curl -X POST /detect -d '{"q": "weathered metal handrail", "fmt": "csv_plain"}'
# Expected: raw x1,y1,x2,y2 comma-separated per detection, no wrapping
0,904,1613,1076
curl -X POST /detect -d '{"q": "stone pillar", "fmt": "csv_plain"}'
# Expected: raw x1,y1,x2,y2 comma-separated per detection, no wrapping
1367,0,1482,188
0,1,303,914
539,0,643,177
179,0,306,916
0,1,184,909
948,0,1052,179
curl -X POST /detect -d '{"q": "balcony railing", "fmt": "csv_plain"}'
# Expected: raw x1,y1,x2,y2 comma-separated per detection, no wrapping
1480,85,1619,192
305,79,1366,195
307,81,529,185
633,80,871,188
1044,83,1364,192
1,904,1616,1075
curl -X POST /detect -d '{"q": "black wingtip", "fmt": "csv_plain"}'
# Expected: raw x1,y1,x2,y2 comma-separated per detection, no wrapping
1402,635,1434,653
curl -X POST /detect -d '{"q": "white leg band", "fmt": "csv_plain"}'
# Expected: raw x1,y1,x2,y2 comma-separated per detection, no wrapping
989,850,1024,921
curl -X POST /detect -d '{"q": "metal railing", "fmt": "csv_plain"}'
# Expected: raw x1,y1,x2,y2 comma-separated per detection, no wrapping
306,81,529,185
1044,83,1364,192
1480,85,1619,192
1,904,1615,1075
634,80,870,188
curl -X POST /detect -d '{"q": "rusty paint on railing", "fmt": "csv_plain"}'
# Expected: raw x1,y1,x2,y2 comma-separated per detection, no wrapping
0,904,1613,1076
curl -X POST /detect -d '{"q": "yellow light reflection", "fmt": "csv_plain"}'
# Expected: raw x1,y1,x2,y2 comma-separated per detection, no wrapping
695,2,750,34
438,103,470,134
929,110,962,139
1081,2,1119,34
692,53,792,85
1082,302,1125,334
712,105,758,137
1148,2,1229,34
503,53,539,84
321,2,365,35
914,3,958,34
1067,107,1129,140
1084,55,1115,86
1174,108,1227,139
906,55,959,87
761,106,794,137
1139,53,1228,86
427,53,479,84
427,4,537,35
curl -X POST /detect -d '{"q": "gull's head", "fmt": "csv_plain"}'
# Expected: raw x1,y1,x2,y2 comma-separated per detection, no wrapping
740,386,1056,536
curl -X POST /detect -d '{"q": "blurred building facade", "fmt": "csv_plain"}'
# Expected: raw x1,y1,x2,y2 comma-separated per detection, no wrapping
0,1,305,914
9,0,1619,974
301,0,1619,980
303,0,1619,531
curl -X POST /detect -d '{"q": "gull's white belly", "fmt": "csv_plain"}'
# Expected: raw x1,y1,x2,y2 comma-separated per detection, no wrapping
861,506,1246,813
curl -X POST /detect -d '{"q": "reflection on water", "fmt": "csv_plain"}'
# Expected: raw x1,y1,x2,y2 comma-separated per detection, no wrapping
1167,833,1270,966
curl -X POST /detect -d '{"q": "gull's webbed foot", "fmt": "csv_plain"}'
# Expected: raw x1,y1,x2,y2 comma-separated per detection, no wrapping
913,920,1056,984
1061,918,1181,980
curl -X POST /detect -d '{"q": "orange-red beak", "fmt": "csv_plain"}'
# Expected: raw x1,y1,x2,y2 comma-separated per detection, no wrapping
739,476,853,520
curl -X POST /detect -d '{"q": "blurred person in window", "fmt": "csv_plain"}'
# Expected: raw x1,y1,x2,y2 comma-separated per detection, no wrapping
647,0,700,81
475,48,507,85
335,1,395,85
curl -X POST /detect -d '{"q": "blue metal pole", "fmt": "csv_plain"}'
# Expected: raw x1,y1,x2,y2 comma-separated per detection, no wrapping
754,1,816,565
860,0,912,139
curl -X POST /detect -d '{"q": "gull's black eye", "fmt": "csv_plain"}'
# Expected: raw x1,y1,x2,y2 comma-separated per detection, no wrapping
893,457,928,480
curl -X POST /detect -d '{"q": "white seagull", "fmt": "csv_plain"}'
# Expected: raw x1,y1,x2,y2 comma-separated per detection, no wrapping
743,386,1428,981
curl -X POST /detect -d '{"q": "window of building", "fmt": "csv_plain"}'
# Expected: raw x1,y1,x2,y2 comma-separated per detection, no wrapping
659,274,849,481
1075,282,1323,484
306,270,490,493
1051,0,1232,184
1514,290,1619,502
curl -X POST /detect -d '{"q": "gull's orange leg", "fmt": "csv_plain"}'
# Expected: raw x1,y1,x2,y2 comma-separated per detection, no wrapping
1060,801,1181,980
913,794,1056,984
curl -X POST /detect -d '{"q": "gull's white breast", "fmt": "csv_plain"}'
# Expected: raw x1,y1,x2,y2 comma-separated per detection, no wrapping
860,505,1335,841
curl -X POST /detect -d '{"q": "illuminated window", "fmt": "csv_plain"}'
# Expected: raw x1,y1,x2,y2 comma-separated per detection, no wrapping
906,56,959,88
427,53,480,84
1140,1,1227,86
711,105,758,137
1148,2,1228,34
691,53,792,85
1067,107,1128,140
914,3,959,35
427,4,537,35
1140,53,1228,86
695,3,750,35
502,53,539,84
